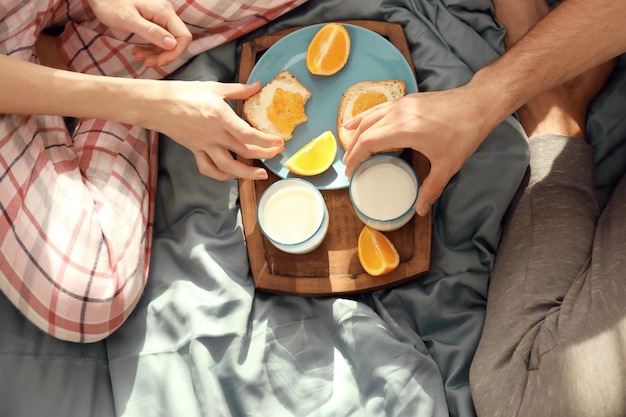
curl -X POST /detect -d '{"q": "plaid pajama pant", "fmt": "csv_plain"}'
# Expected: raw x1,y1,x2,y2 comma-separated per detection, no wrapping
0,0,306,343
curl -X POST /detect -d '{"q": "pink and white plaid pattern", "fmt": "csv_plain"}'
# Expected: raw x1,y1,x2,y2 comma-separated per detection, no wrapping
0,0,307,343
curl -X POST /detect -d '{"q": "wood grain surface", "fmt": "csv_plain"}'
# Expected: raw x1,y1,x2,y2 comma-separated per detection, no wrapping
236,20,432,296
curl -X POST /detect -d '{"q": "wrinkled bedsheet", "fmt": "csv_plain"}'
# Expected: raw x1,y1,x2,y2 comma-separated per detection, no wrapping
2,0,626,416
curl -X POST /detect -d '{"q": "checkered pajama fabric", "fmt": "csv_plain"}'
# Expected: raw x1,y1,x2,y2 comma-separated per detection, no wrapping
0,0,307,342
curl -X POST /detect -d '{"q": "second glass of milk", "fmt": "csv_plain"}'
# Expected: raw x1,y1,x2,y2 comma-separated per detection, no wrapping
349,154,419,232
257,178,329,254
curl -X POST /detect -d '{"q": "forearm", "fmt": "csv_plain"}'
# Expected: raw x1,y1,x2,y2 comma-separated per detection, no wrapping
469,0,626,132
0,53,154,126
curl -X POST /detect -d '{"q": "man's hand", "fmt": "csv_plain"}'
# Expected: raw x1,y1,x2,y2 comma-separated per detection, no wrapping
343,88,491,216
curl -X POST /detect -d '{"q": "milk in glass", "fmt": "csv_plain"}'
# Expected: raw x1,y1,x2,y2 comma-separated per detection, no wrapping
258,179,328,254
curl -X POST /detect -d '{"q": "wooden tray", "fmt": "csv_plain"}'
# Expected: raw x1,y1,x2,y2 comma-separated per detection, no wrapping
236,20,431,296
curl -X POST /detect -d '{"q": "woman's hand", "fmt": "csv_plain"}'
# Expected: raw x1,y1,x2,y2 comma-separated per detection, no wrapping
86,0,192,67
0,55,278,183
342,87,493,216
143,80,284,181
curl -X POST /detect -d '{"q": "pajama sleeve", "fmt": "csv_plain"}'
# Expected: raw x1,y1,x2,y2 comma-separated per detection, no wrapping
0,0,307,342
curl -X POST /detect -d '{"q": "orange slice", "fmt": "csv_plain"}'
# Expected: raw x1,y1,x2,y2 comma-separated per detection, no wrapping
284,130,338,176
306,22,351,76
357,225,400,276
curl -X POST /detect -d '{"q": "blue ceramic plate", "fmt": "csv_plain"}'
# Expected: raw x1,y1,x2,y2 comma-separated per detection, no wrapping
248,23,418,190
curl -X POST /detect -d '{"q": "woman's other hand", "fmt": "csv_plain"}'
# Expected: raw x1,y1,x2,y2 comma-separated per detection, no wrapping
87,0,192,67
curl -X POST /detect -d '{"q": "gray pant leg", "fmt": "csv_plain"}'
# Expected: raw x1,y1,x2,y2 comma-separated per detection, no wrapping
471,134,626,417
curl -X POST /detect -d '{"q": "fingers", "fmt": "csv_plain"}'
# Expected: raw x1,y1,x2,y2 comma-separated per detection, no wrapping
194,151,233,181
131,44,161,63
342,103,398,176
218,81,263,100
340,97,452,217
415,163,454,216
135,3,190,48
213,85,285,150
191,98,283,181
343,100,393,131
167,82,284,181
88,1,192,66
232,138,285,160
215,116,284,160
343,141,370,178
343,123,398,178
131,15,178,52
194,149,270,181
190,122,283,169
132,3,192,66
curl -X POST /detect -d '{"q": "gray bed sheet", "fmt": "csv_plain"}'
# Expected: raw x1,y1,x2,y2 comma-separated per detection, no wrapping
2,0,626,416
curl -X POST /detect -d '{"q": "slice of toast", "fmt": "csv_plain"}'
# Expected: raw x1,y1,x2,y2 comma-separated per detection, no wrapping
243,70,312,140
336,80,406,151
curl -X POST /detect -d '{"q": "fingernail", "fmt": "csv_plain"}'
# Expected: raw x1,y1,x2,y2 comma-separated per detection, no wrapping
162,36,177,50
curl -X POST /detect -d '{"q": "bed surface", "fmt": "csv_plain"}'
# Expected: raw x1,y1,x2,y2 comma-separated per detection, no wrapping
2,0,626,416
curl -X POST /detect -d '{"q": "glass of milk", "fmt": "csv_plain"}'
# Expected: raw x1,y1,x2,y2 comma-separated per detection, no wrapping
349,154,419,231
257,178,329,254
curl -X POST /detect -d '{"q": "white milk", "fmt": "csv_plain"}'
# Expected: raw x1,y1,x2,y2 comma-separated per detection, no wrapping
350,157,418,231
262,187,323,244
352,164,415,218
258,180,329,254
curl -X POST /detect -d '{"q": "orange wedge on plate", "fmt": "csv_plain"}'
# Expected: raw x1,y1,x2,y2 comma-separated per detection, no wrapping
306,22,351,76
357,225,400,276
284,130,338,176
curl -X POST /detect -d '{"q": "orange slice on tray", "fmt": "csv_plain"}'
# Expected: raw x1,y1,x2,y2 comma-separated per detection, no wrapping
357,225,400,276
284,130,338,176
306,22,351,76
